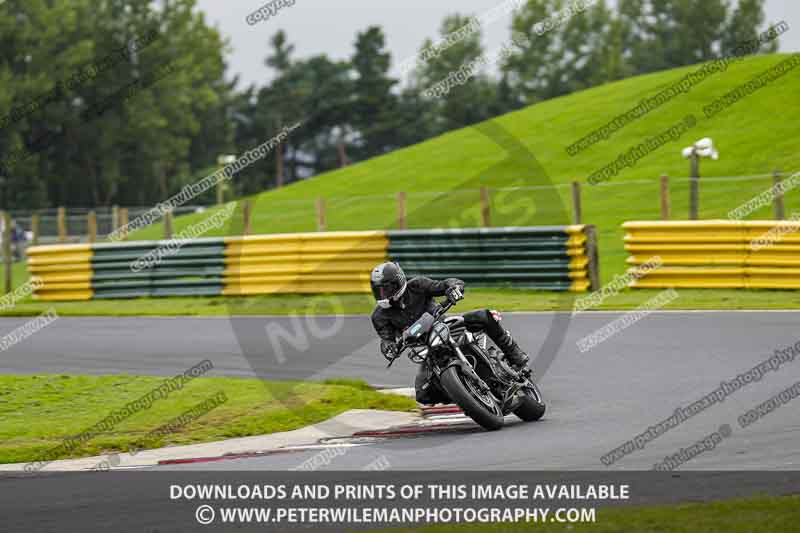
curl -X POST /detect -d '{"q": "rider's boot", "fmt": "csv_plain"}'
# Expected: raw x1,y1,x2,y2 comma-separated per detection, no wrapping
495,330,530,372
415,366,448,405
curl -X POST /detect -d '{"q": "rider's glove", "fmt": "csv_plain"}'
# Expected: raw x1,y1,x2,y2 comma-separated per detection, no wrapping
380,339,399,359
446,285,464,303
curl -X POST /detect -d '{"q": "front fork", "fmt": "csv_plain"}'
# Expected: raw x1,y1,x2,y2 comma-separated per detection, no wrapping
436,342,493,397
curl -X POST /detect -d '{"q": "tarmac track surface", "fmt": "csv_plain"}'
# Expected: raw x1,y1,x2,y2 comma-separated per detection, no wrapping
1,311,799,471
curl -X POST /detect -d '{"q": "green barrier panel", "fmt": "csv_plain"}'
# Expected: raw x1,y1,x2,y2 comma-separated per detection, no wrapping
395,272,574,281
93,285,223,299
502,282,573,291
91,237,226,250
92,267,225,281
92,258,227,271
89,238,226,299
389,239,568,250
391,252,570,262
92,243,226,263
388,226,597,292
389,227,573,236
397,260,571,271
92,278,222,290
150,285,223,298
92,289,152,299
91,249,224,263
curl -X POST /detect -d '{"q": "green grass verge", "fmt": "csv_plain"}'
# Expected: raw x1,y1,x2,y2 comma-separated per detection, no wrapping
0,374,415,464
3,288,800,317
364,495,799,533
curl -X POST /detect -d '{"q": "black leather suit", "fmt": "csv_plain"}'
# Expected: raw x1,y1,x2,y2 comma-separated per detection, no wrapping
370,276,513,404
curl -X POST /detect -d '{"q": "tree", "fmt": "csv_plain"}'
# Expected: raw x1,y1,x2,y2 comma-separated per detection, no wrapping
723,0,776,55
0,0,230,208
259,30,298,188
502,0,568,103
654,0,728,68
503,0,779,102
350,26,398,160
288,55,354,175
414,14,499,134
556,0,615,93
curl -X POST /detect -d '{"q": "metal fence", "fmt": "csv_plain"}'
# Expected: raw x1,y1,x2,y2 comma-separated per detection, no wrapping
7,205,207,244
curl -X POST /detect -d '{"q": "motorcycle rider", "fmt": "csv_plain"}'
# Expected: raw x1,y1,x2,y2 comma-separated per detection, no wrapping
369,261,530,405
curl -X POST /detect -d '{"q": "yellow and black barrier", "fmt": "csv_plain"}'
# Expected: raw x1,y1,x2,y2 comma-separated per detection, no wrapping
623,220,800,289
26,225,599,300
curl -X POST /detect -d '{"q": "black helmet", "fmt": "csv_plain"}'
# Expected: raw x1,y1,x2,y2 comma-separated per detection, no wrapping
370,262,407,308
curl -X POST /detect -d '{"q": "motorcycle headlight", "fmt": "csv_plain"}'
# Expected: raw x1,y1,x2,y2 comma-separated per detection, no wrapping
429,322,450,347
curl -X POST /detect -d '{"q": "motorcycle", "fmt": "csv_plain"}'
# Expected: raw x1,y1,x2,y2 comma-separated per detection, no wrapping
387,298,546,431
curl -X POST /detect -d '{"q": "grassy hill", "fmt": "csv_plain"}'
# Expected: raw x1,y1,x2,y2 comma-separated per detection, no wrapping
130,53,800,284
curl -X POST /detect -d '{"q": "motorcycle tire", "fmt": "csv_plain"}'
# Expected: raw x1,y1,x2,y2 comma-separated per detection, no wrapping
514,382,546,422
439,366,504,431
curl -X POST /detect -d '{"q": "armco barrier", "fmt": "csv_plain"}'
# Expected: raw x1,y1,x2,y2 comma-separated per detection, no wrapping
223,231,388,295
623,220,800,288
388,226,598,292
26,226,599,300
27,239,227,300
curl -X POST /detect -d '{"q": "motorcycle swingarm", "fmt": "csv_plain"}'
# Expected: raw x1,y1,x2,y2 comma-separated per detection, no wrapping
500,382,525,411
472,350,527,411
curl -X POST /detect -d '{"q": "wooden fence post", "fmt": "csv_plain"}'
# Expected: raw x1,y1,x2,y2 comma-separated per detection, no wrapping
164,209,173,239
57,206,66,243
660,174,671,220
571,181,582,224
480,186,491,227
243,199,252,235
773,169,785,220
216,180,224,205
397,192,407,230
3,212,11,294
316,197,326,232
119,208,129,240
31,212,39,246
689,155,700,220
87,211,97,243
111,205,120,234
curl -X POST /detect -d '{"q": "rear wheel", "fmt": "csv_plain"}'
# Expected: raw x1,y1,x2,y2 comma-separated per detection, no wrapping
439,366,504,431
513,381,546,422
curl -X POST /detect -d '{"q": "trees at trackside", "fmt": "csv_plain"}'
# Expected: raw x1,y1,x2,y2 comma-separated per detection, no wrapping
0,0,229,209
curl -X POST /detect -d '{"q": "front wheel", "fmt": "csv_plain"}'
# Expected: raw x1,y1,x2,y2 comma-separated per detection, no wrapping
439,366,504,431
513,381,546,422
